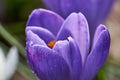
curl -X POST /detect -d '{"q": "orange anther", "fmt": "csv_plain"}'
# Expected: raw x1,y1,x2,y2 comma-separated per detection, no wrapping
48,40,56,48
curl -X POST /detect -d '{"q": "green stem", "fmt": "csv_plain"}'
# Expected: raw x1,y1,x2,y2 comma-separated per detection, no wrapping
0,24,25,57
18,62,37,80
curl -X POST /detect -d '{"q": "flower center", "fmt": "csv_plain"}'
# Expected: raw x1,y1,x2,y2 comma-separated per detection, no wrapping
48,40,56,48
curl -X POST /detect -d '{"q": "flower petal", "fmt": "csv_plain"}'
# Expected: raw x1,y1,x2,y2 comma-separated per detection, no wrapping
27,8,64,36
57,13,90,64
42,0,90,18
0,47,5,63
0,47,5,80
92,0,114,24
92,24,106,47
89,0,114,39
26,30,47,47
82,26,110,80
26,27,55,44
5,47,18,80
53,37,82,80
42,0,114,40
26,43,71,80
60,0,91,18
42,0,63,16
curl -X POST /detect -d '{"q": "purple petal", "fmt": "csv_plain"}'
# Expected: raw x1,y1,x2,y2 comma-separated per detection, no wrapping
89,0,114,39
53,37,82,80
92,24,106,47
26,27,55,44
68,37,82,80
57,13,90,65
26,43,71,80
42,0,63,16
56,0,85,18
42,0,90,18
82,25,110,80
26,30,46,46
27,8,64,36
92,0,114,24
42,0,114,40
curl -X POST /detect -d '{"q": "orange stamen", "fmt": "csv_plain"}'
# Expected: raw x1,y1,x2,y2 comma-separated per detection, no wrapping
48,40,56,48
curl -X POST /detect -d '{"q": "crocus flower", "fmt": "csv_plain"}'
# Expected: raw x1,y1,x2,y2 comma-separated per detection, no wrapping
0,46,18,80
26,9,110,80
42,0,114,39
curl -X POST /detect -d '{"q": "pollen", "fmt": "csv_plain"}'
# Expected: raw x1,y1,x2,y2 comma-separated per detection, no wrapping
48,40,56,48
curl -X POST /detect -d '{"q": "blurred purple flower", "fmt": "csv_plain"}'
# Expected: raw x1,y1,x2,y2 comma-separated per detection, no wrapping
26,9,110,80
42,0,114,39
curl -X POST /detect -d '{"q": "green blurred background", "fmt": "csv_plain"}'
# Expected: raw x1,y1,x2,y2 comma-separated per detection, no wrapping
0,0,120,80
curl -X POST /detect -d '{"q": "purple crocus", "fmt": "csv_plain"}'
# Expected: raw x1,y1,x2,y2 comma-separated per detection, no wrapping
42,0,114,39
26,9,110,80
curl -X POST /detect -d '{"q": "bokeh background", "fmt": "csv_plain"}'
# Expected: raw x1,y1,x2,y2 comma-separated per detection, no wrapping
0,0,120,80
